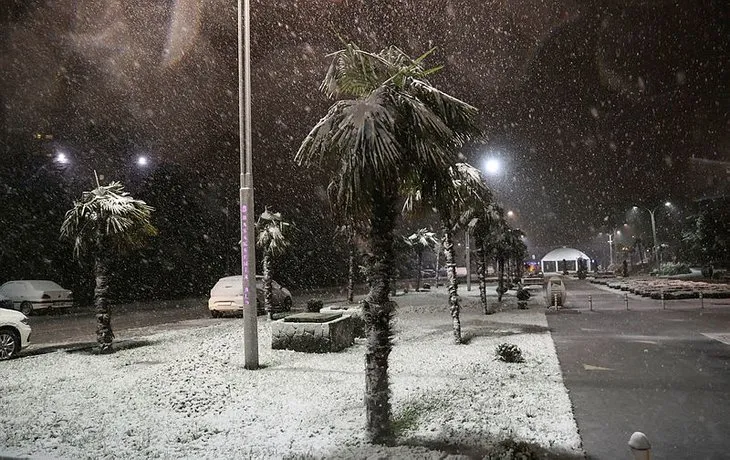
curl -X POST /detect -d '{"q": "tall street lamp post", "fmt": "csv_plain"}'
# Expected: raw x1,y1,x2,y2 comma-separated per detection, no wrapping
632,202,671,267
239,0,258,369
465,229,471,291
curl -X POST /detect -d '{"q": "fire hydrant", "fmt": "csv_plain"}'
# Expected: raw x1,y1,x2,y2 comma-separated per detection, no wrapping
628,432,651,460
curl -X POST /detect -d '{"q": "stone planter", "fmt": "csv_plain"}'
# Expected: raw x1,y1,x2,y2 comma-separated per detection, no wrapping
271,312,354,353
320,304,366,338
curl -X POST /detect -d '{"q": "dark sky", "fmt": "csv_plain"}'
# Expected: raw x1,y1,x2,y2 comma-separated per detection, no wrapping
1,0,728,254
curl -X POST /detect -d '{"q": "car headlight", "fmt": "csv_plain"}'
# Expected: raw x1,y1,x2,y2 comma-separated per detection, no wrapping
21,317,29,325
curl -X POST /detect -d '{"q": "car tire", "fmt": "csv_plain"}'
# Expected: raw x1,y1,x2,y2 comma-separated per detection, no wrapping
19,302,33,316
283,297,292,312
210,310,220,318
0,329,20,360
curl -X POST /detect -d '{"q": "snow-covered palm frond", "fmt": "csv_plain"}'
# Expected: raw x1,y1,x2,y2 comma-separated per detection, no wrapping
297,88,404,220
255,209,291,257
300,43,481,227
407,228,438,252
60,181,156,260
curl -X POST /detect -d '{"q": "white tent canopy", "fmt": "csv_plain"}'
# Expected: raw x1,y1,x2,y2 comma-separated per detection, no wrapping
540,247,592,273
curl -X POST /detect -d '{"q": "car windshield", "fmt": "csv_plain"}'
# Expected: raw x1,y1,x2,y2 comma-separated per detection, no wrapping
0,3,726,460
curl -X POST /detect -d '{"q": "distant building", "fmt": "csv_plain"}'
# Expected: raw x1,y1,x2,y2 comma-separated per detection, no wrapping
540,247,592,273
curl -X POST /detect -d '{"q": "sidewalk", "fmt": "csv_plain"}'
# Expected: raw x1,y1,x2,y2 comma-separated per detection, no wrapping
546,279,730,459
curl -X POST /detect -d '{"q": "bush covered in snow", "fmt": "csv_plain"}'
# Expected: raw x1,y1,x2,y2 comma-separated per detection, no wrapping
654,262,691,276
305,299,323,312
496,343,525,363
486,438,543,460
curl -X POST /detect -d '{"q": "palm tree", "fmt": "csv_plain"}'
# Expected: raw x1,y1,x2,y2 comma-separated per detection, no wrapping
405,163,490,344
405,228,438,291
464,203,502,315
255,209,291,319
60,178,156,354
492,225,526,302
296,43,480,443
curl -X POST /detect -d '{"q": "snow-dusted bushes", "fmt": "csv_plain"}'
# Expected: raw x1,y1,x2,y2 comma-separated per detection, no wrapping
654,262,691,276
496,343,524,363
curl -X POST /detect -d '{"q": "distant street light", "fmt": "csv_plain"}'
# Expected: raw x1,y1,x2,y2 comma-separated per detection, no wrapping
136,155,149,167
54,152,69,165
507,210,515,218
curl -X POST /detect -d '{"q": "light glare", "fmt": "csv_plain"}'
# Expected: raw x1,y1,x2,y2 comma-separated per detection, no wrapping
484,158,500,175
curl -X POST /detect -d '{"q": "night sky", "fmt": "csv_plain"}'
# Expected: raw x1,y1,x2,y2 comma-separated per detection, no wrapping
1,0,728,258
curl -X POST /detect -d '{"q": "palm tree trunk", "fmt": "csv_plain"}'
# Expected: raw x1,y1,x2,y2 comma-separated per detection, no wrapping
347,243,355,303
94,253,114,353
484,244,492,310
416,250,423,291
263,253,273,319
363,190,396,444
475,234,491,315
442,219,461,344
435,250,440,287
497,256,505,302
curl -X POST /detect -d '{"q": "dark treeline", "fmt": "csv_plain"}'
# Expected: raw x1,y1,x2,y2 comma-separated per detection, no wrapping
0,134,353,305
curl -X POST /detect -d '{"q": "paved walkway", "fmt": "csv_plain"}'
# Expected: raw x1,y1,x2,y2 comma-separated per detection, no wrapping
547,279,730,459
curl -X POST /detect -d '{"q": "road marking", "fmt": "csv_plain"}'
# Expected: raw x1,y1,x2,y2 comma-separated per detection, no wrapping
580,328,601,332
702,333,730,345
583,364,614,371
632,340,657,345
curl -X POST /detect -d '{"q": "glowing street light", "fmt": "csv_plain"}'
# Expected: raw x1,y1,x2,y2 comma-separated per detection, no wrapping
507,210,515,218
54,152,69,165
484,158,501,175
136,155,149,167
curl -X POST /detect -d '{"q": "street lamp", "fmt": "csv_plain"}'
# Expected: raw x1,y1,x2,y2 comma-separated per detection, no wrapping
484,158,501,175
136,155,149,167
239,0,258,369
54,152,70,165
632,202,671,266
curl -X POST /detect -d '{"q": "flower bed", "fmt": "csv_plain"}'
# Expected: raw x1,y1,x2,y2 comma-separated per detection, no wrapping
590,278,730,299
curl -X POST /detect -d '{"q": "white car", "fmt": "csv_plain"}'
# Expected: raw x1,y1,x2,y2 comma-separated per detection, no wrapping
208,275,292,317
0,280,73,316
0,308,32,360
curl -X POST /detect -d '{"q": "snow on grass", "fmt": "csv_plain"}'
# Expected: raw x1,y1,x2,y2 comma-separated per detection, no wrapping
0,289,582,459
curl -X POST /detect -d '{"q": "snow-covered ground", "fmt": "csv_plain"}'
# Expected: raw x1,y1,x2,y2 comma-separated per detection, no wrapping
1,288,583,459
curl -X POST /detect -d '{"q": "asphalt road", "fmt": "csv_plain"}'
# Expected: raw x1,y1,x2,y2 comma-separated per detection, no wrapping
547,279,730,460
23,287,360,348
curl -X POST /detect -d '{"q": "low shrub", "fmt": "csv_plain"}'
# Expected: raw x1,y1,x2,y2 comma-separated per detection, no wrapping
486,439,542,460
655,262,691,276
306,299,323,312
496,343,524,363
516,288,531,301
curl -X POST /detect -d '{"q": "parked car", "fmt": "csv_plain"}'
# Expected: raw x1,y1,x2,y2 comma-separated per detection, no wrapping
0,293,13,310
0,280,73,316
0,308,32,360
208,275,292,317
420,269,436,278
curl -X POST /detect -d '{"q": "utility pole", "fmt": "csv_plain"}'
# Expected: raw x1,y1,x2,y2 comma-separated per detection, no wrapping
608,233,614,266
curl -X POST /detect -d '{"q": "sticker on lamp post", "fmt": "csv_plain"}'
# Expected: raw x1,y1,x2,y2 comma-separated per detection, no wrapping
241,204,251,306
